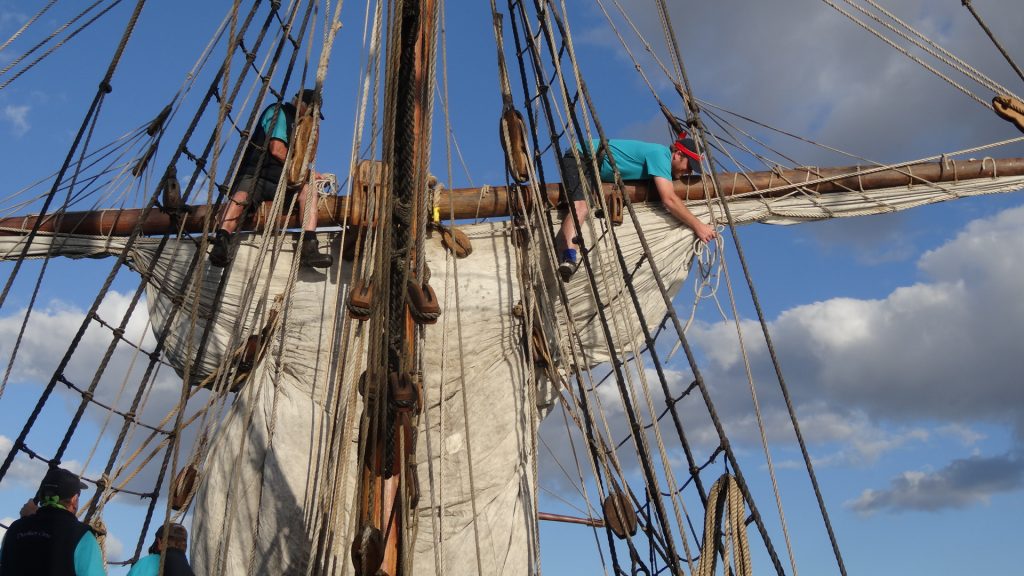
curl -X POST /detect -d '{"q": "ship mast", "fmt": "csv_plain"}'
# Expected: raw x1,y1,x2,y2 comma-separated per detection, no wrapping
350,1,438,575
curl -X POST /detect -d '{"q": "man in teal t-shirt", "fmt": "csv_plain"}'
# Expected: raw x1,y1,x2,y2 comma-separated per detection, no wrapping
126,523,194,576
557,135,717,281
209,88,333,269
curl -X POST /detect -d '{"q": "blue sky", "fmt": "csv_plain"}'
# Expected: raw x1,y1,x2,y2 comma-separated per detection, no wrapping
1,1,1023,574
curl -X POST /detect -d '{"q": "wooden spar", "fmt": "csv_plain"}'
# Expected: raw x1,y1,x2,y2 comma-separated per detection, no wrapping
537,512,606,528
436,156,1024,216
2,157,1022,237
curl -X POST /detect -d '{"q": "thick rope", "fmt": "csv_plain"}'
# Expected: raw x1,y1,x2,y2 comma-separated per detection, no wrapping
695,474,752,576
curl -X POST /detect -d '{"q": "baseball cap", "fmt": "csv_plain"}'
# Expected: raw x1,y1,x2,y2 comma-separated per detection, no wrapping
672,132,703,175
39,467,88,500
295,88,325,119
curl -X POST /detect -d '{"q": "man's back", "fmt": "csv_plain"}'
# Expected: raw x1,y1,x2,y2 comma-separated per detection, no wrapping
0,506,104,576
588,139,672,182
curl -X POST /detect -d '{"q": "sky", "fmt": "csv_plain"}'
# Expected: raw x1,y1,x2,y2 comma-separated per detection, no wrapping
1,0,1023,575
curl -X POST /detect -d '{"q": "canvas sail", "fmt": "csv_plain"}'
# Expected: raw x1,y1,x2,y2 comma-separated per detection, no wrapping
3,173,1024,573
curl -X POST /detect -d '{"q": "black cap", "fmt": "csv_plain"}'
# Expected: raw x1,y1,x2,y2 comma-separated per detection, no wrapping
672,132,702,175
295,88,324,120
39,467,88,500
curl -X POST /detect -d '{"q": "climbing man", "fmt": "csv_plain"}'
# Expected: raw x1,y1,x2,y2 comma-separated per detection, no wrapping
126,523,194,576
557,134,717,281
209,88,333,269
0,466,106,576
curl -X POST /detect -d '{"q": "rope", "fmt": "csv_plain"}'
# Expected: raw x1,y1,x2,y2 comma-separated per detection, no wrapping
551,5,711,561
507,3,635,571
695,474,752,576
517,2,698,572
818,0,997,110
0,0,126,92
856,0,1018,98
0,0,58,54
961,0,1024,87
0,0,151,484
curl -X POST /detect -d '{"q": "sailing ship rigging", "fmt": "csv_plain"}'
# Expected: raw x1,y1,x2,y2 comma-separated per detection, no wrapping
0,1,1022,575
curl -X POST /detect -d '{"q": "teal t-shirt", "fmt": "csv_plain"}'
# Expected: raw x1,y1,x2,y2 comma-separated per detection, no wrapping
588,139,672,182
261,105,291,145
125,553,159,576
74,531,106,576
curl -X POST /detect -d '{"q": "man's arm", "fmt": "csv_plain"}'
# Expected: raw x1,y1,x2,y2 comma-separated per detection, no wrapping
651,176,717,242
268,138,289,164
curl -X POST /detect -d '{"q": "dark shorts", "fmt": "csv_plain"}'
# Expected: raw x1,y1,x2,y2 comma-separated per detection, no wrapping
232,173,290,205
560,152,596,202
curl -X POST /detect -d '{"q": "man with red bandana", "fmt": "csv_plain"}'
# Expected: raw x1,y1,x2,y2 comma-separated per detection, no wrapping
557,134,717,281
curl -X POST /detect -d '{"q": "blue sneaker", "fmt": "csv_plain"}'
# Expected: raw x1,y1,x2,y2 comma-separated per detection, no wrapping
558,248,579,282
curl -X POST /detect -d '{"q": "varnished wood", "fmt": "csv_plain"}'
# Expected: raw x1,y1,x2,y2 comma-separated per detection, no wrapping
2,157,1022,237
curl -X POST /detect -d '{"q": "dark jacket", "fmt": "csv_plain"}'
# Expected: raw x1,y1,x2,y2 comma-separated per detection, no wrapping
161,549,194,576
238,102,298,183
0,506,92,576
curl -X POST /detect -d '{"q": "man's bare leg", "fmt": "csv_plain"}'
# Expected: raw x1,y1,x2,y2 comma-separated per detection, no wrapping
298,183,318,232
558,199,588,281
219,191,249,234
296,182,332,268
209,190,249,267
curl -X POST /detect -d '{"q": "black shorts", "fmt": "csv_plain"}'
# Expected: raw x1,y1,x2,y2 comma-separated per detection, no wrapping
232,174,290,205
560,152,596,202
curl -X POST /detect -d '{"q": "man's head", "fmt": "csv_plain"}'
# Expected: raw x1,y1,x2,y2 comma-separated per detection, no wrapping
670,133,702,179
38,466,88,513
294,88,324,119
151,522,188,554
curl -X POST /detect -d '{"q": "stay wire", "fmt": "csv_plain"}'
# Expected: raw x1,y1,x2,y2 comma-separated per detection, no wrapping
961,0,1024,87
530,1,684,571
0,0,151,484
667,7,846,576
506,2,630,571
0,0,125,92
0,0,58,54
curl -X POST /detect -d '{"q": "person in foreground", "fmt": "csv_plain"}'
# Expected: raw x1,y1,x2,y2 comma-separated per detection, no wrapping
126,523,194,576
0,466,106,576
209,88,333,269
557,134,718,281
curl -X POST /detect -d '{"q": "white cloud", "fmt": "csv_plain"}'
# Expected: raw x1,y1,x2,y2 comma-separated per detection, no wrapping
0,515,15,540
675,204,1024,511
2,104,29,136
104,532,125,561
845,452,1024,513
542,204,1024,508
0,434,49,489
0,292,202,500
693,205,1024,428
936,423,985,447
